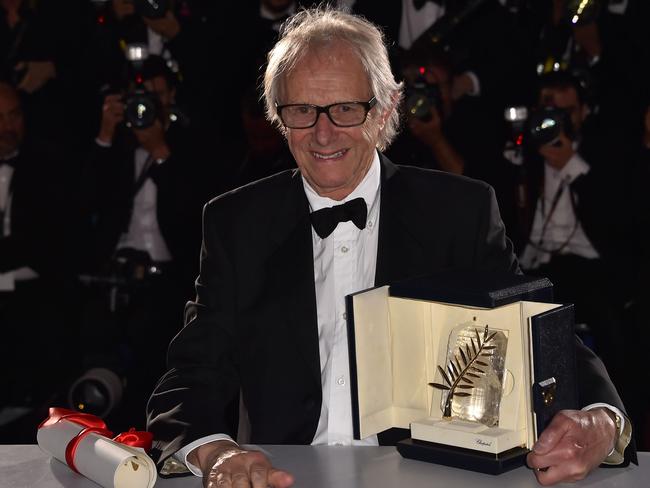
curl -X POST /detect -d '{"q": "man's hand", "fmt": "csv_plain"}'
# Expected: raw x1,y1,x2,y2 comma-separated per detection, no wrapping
15,61,56,94
451,72,475,101
191,440,294,488
538,132,574,170
112,0,135,20
144,10,181,40
133,119,170,160
407,108,443,148
98,94,125,144
526,408,617,486
408,109,464,175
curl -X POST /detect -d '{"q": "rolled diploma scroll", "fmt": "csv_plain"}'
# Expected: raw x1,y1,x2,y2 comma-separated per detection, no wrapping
37,418,156,488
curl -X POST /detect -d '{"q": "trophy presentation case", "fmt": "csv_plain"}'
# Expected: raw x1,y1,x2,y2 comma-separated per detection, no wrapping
346,272,578,474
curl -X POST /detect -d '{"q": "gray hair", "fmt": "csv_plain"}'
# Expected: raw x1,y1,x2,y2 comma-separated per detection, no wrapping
263,7,403,150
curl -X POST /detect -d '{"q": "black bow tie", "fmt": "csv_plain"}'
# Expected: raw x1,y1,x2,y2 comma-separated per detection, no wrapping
309,197,367,239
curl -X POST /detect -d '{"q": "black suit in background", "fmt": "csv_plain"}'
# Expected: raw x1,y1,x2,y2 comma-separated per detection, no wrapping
146,154,633,466
0,142,80,412
79,123,203,431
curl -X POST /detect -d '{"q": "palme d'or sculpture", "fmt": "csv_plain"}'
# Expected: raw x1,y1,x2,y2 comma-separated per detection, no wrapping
429,324,498,419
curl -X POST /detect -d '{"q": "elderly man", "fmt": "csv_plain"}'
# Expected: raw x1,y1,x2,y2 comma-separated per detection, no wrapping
147,8,633,488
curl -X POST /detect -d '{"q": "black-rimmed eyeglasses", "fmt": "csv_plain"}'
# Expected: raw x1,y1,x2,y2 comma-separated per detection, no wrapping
276,97,377,129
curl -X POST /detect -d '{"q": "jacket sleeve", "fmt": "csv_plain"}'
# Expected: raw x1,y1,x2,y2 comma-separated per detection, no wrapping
473,183,521,275
146,201,241,467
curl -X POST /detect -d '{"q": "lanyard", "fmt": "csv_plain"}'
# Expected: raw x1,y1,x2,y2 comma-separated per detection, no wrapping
132,155,156,198
531,176,579,254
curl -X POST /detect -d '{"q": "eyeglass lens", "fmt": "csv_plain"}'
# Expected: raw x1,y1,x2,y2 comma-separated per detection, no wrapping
281,102,369,128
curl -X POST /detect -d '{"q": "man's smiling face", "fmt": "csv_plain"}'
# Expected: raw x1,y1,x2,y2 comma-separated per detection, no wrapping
280,42,380,201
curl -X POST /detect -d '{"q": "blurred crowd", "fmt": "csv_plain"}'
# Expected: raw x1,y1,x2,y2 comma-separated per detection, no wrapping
1,0,649,451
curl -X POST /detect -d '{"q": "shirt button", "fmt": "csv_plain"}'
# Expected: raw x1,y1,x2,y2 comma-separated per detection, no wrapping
367,220,373,229
341,246,349,253
342,312,347,321
337,376,346,386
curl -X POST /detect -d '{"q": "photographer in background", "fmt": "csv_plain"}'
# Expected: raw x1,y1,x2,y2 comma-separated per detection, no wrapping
387,48,505,182
352,0,532,116
78,55,202,430
0,0,85,146
512,72,635,402
81,0,208,140
0,82,79,440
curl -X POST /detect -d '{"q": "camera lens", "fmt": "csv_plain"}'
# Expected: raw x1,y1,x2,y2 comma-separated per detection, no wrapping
405,78,443,121
124,90,157,129
527,107,566,147
68,368,123,418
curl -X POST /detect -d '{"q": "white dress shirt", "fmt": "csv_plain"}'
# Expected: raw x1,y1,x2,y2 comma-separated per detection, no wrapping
306,151,381,446
398,0,444,50
176,152,382,475
116,147,172,263
520,153,599,270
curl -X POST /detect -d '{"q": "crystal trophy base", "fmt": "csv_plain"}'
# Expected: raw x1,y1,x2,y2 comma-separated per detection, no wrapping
410,417,527,454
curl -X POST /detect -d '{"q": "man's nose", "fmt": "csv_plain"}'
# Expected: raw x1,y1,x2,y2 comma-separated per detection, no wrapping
314,111,336,145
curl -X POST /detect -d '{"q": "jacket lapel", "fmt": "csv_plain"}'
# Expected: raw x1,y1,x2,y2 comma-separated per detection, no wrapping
375,154,432,286
264,171,321,387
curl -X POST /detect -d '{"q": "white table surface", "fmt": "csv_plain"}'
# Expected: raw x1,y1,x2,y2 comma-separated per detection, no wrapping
0,444,646,488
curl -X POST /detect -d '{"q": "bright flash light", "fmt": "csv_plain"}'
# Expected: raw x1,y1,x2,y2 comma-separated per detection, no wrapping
540,119,556,130
572,0,591,24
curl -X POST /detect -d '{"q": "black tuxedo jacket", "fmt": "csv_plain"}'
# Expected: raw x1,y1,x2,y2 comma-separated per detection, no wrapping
0,144,77,278
147,154,632,465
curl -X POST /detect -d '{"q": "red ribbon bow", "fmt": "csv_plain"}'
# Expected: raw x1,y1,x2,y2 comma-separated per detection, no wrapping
40,408,153,474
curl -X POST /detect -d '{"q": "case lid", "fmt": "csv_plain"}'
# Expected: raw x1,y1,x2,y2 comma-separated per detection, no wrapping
390,271,553,308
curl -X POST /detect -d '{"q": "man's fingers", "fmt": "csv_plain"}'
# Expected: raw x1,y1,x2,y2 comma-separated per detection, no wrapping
528,441,575,470
202,449,293,488
268,468,295,487
531,459,589,486
206,470,230,488
532,465,570,487
533,412,572,455
232,470,253,488
249,463,270,488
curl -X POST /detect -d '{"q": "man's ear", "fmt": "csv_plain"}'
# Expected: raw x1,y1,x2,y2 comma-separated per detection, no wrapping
580,103,589,122
379,89,400,129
